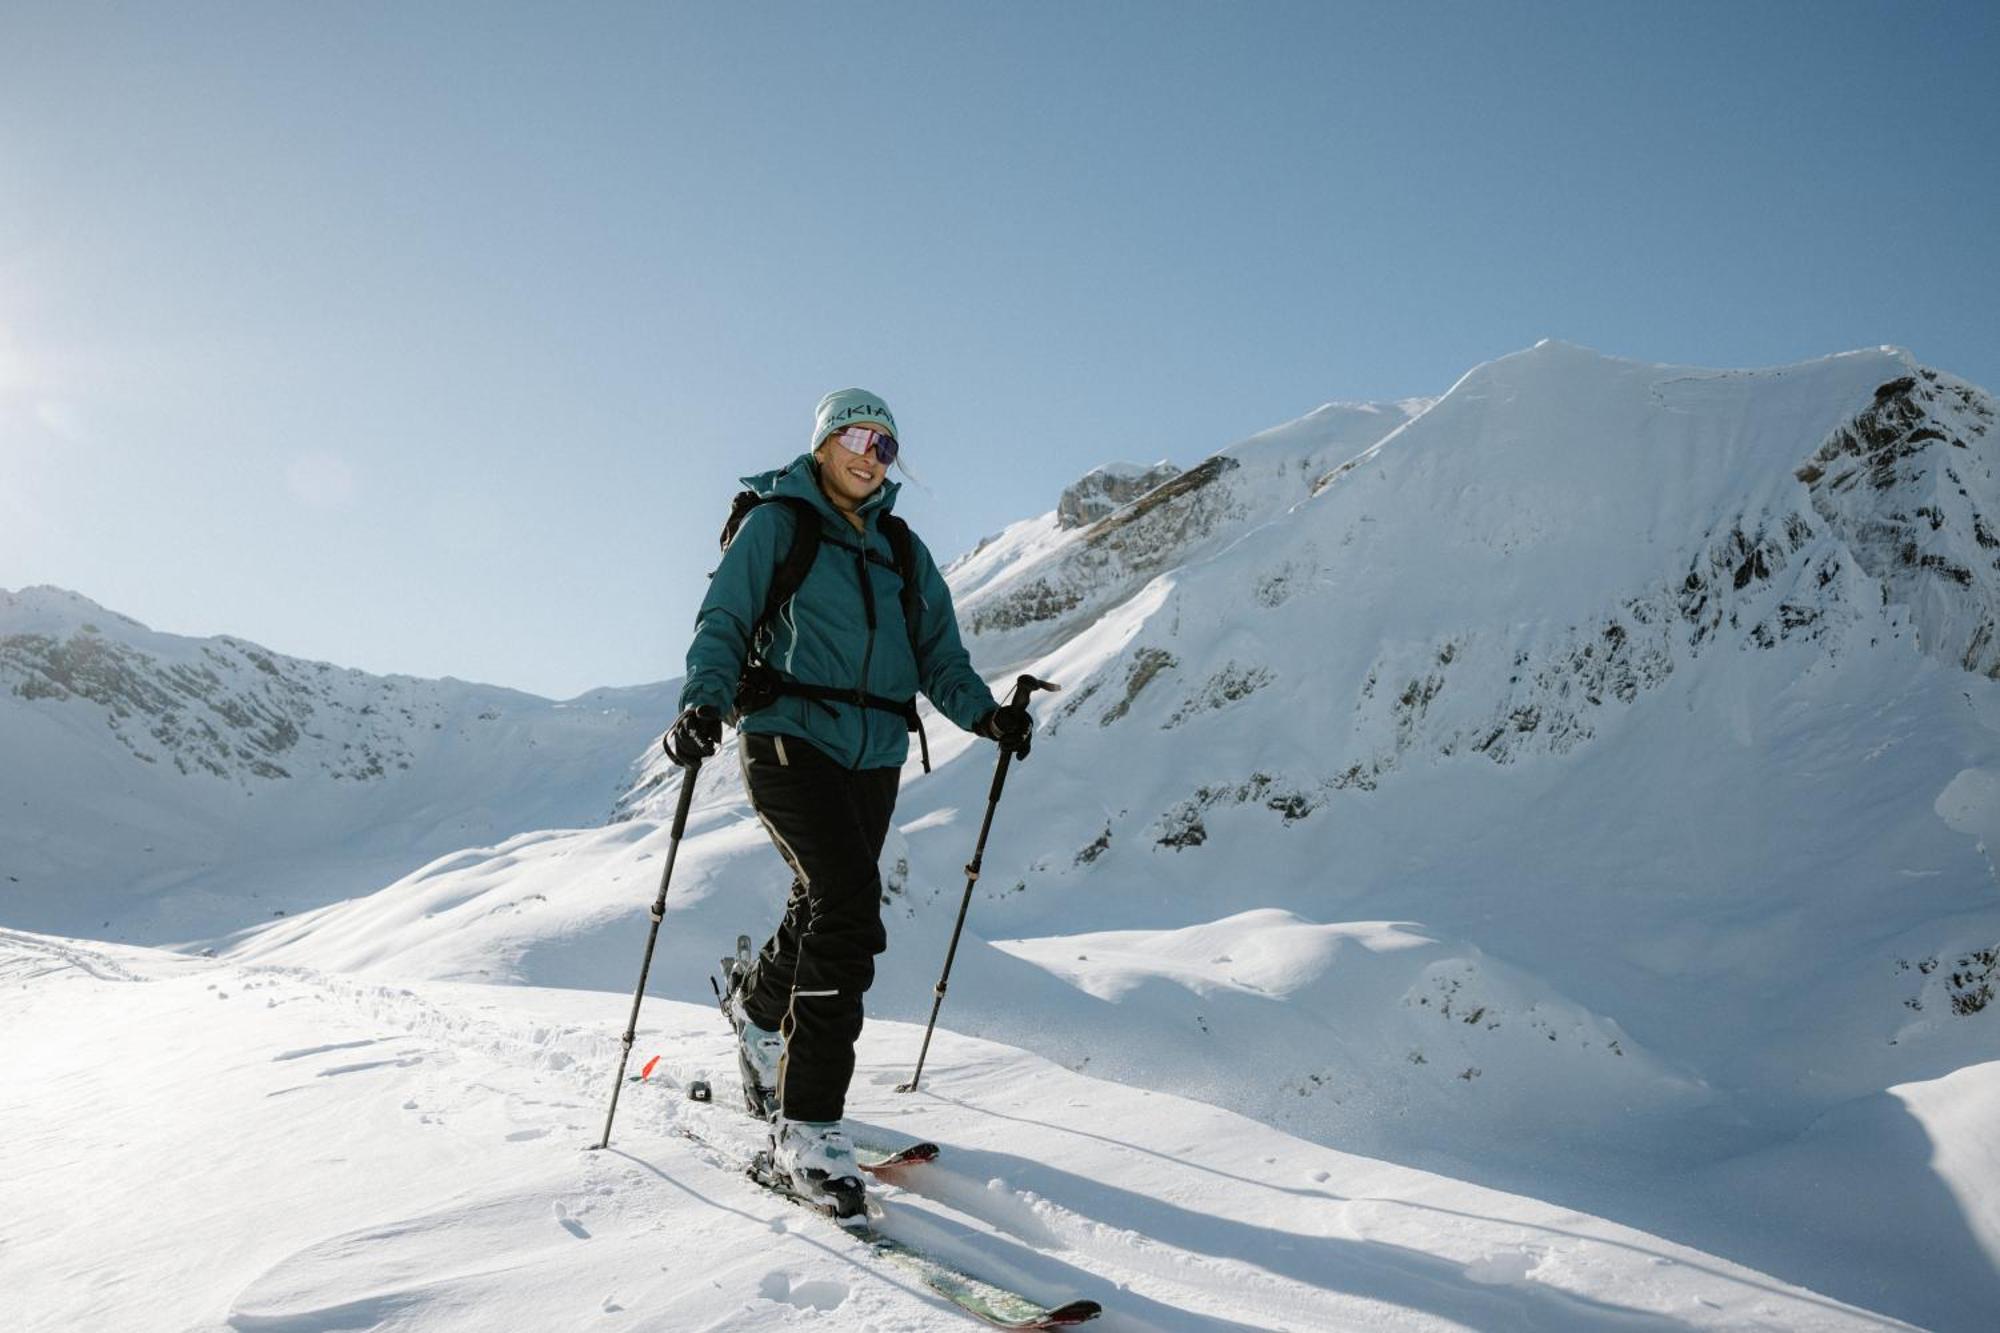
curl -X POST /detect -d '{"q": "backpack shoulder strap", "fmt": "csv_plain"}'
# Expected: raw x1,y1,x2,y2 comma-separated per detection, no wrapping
719,492,822,658
761,496,823,624
877,513,926,660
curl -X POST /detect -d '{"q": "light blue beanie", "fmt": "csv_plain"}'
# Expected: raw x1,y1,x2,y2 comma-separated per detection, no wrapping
813,387,898,447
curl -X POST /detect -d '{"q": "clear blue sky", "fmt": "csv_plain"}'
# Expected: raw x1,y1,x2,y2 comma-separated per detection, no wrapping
2,1,1993,698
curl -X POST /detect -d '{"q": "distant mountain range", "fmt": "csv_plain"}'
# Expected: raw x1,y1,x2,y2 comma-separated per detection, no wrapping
0,584,678,941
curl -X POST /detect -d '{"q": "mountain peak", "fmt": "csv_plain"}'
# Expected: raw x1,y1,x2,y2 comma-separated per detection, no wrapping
1056,460,1183,529
0,585,145,636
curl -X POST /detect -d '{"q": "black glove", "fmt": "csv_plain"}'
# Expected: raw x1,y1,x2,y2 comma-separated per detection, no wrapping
664,705,722,768
975,703,1034,760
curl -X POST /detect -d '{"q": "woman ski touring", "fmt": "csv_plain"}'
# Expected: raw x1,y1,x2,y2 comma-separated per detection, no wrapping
665,387,1034,1217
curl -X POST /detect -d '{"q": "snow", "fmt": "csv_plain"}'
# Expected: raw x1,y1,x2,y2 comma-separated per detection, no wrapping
0,929,1903,1331
8,339,2000,1328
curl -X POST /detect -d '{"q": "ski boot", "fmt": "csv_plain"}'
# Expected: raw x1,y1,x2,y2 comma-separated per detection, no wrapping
717,934,783,1120
770,1115,867,1219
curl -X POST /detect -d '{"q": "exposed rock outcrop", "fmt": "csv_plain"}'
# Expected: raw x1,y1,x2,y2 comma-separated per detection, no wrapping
1056,461,1182,528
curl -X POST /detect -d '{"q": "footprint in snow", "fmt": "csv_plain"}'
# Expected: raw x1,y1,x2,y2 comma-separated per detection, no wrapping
1464,1249,1538,1286
506,1127,550,1142
274,1038,389,1062
759,1271,847,1312
553,1202,591,1240
315,1056,424,1077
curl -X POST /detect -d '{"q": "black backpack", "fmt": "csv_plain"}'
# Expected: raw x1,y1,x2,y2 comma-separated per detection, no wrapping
715,490,932,770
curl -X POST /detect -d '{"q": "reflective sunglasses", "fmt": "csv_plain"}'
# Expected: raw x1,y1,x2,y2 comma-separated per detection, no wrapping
830,424,899,466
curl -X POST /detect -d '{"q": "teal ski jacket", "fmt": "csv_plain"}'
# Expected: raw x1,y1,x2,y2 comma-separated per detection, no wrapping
678,454,999,770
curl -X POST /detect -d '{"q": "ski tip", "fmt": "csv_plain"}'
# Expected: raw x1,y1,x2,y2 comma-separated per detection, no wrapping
1039,1299,1103,1326
858,1141,939,1174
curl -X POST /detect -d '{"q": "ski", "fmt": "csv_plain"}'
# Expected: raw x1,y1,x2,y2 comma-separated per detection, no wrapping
678,1123,1100,1329
746,1147,1100,1329
690,937,1101,1325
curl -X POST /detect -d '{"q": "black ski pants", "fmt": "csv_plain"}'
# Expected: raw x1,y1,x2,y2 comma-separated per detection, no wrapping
736,730,900,1123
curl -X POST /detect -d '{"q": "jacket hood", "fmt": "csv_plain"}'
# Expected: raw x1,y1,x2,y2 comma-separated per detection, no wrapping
741,453,900,526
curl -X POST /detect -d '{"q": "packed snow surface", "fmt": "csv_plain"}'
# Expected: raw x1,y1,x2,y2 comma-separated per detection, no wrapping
1,929,1916,1332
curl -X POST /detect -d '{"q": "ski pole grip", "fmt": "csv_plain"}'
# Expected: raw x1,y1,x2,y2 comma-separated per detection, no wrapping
1008,674,1061,707
985,677,1053,802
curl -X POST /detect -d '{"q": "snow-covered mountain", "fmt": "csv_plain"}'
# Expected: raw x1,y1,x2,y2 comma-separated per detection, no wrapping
10,340,2000,1327
0,586,679,942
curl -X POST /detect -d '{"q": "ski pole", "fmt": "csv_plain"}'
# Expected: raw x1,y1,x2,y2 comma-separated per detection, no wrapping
896,673,1059,1095
594,751,702,1150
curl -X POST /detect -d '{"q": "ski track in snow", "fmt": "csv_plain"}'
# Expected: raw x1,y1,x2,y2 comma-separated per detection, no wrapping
1,931,1906,1333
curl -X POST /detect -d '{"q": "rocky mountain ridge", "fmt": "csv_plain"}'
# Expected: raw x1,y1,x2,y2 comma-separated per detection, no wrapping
1055,460,1183,528
0,586,678,940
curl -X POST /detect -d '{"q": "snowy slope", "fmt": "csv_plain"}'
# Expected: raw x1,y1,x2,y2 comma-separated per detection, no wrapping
209,342,2000,1325
947,398,1437,665
0,587,679,942
2,928,1911,1333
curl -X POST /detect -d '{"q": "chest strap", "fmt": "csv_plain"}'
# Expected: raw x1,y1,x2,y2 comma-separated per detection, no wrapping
735,662,932,772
